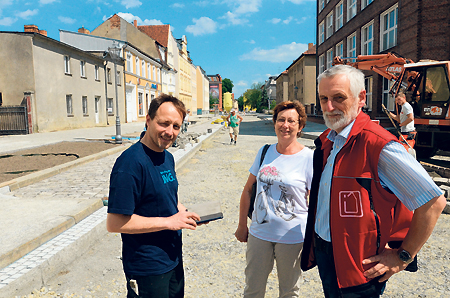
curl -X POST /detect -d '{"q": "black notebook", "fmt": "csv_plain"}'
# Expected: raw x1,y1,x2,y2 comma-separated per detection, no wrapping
187,201,223,224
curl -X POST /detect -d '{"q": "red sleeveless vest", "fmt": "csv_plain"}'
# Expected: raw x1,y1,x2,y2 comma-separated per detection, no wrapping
301,113,413,290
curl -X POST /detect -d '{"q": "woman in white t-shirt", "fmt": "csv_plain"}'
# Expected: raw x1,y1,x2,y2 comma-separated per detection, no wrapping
235,101,313,298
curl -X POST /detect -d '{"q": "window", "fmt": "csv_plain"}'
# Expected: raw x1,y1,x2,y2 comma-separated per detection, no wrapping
66,94,73,115
319,21,325,45
82,96,88,115
95,65,99,81
365,77,373,111
107,98,114,115
347,32,356,58
327,48,334,69
347,0,357,22
64,56,70,74
116,71,121,85
319,54,325,74
135,57,140,76
157,68,160,82
383,78,395,111
138,92,144,116
107,68,112,84
95,96,100,114
80,61,86,78
319,0,325,12
126,53,132,72
336,1,343,30
153,66,156,80
142,60,145,77
381,4,398,51
326,12,333,39
336,41,344,58
147,63,151,79
362,21,374,55
362,0,373,10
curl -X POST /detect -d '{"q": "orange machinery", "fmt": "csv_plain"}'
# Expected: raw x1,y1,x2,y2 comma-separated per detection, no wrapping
334,53,450,158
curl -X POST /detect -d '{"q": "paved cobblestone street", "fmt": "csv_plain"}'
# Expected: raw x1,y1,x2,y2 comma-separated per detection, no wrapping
3,115,449,297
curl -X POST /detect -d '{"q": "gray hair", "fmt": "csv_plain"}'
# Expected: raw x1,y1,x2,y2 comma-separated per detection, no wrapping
317,65,365,99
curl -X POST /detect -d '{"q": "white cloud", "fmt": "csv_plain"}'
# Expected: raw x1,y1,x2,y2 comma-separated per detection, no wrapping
15,9,38,19
240,42,308,63
0,16,16,26
222,0,261,14
170,3,185,8
220,11,248,26
141,18,164,25
39,0,58,4
237,80,247,86
116,12,163,25
296,16,309,24
186,17,217,36
269,18,281,24
283,16,294,24
120,0,141,9
244,39,255,44
58,16,76,24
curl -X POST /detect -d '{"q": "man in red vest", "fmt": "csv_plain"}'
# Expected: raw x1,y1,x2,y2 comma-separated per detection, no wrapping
301,65,446,297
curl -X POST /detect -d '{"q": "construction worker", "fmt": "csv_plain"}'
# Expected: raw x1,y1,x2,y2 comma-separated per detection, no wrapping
389,89,416,148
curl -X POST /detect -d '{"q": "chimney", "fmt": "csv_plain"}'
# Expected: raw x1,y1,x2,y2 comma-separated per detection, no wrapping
134,20,137,28
39,30,47,36
78,26,90,35
24,25,39,33
308,43,313,50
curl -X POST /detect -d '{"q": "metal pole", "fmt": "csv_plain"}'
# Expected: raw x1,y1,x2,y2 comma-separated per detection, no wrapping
113,61,122,144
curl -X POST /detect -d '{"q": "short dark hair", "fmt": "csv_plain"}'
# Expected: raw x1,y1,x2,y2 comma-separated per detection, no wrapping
272,101,307,137
148,94,186,120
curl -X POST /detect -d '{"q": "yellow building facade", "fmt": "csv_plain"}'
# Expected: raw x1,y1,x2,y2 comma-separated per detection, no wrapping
124,46,162,122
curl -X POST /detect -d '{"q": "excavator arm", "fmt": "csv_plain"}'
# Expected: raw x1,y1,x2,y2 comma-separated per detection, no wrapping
333,53,415,94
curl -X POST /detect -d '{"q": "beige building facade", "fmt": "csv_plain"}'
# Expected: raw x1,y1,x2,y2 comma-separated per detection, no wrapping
0,30,124,133
276,43,316,114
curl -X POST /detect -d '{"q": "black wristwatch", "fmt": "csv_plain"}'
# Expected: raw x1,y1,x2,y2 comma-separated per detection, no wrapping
398,248,413,264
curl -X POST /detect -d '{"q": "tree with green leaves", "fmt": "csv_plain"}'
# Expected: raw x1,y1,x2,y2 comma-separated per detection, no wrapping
222,78,234,94
244,82,264,112
237,95,245,111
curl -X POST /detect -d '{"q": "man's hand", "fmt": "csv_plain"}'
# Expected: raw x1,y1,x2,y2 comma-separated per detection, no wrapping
362,246,408,282
234,225,249,242
167,209,201,231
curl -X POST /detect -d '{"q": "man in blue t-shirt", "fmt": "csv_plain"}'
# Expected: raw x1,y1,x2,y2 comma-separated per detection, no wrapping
107,94,201,298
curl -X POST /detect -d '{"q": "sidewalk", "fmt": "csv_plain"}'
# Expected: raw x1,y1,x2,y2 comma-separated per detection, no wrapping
0,115,327,296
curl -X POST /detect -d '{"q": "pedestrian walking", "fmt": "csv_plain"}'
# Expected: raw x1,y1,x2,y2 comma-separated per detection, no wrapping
106,94,201,298
227,109,243,145
235,101,314,298
301,65,446,297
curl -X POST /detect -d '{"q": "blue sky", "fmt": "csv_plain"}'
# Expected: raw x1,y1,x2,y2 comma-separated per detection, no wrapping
0,0,317,97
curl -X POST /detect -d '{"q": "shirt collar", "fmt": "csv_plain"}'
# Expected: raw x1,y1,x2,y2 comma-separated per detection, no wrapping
326,119,356,142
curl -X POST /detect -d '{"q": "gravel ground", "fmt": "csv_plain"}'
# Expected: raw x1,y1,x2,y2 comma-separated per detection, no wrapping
17,116,450,297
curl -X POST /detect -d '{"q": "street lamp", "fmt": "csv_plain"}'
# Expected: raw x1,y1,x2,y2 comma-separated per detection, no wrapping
107,43,122,144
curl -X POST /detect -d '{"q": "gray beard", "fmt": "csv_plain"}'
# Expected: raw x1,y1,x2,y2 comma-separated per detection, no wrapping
323,108,358,131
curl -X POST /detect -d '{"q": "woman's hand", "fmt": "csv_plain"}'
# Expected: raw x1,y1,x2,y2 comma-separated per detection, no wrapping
235,224,249,242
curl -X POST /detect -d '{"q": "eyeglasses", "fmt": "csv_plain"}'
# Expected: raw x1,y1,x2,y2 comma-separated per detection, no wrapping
276,118,299,126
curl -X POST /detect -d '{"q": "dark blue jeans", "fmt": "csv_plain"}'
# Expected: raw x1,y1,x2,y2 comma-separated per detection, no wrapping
126,261,184,298
315,247,386,298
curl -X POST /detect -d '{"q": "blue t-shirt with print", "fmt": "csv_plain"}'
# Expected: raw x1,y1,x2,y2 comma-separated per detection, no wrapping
108,141,181,276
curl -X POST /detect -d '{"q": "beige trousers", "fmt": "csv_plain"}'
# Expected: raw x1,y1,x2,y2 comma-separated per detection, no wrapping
243,234,304,298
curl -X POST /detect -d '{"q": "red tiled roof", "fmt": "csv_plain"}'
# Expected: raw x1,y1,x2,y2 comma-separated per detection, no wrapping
138,25,170,47
303,44,316,55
